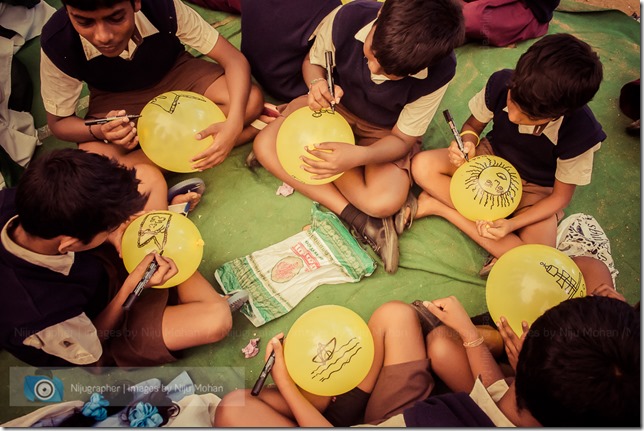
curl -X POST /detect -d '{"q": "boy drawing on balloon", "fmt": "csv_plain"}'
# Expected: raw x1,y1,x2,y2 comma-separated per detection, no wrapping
40,0,265,171
251,0,465,274
407,33,606,276
215,295,639,426
0,149,243,369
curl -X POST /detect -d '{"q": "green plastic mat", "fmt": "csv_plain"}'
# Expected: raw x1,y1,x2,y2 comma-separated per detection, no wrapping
1,1,640,423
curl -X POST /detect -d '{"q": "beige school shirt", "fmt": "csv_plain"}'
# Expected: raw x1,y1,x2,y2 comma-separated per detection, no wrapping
40,0,220,118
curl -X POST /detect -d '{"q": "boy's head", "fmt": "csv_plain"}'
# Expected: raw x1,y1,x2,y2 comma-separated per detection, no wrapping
62,0,139,58
369,0,464,78
16,148,147,246
508,33,603,120
515,296,639,427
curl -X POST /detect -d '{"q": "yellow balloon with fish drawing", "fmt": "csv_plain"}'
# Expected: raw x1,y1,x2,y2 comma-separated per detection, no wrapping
283,305,374,396
450,154,523,221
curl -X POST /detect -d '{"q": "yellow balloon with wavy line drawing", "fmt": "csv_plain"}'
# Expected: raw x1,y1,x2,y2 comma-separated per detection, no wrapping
283,305,374,396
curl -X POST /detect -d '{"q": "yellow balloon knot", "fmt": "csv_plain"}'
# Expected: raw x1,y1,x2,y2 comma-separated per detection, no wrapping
196,239,205,247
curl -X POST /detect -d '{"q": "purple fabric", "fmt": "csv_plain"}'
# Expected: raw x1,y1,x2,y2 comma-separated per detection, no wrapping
403,392,496,427
240,0,341,101
462,0,549,47
185,0,241,14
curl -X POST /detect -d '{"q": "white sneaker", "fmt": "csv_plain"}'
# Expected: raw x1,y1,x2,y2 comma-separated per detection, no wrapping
556,213,619,286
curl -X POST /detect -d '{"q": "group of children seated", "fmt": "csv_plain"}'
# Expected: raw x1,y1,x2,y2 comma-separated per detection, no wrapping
0,0,638,426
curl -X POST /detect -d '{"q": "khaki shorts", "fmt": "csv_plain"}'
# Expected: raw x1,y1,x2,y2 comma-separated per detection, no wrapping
86,51,224,121
92,245,177,368
477,138,564,221
323,358,433,426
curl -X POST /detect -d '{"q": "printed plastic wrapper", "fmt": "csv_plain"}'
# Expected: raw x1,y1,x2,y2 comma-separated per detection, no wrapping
215,203,376,326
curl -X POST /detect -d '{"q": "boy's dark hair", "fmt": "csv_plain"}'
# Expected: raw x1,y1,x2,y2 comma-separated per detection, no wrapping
372,0,464,77
61,0,134,11
515,296,640,427
16,148,148,244
508,33,603,119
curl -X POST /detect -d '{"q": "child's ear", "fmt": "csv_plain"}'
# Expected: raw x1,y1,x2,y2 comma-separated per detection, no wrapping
58,236,82,254
133,0,142,13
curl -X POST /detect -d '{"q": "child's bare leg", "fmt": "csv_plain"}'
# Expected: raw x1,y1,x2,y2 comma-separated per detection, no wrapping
426,325,475,393
253,114,350,215
79,141,156,169
416,192,523,258
204,78,265,145
215,388,299,427
357,301,427,393
336,163,410,218
411,148,459,207
161,271,232,350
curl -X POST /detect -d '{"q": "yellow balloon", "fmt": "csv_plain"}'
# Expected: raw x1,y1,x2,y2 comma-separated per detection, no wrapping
283,305,374,396
276,107,355,185
486,244,586,335
138,91,226,173
121,211,205,288
450,155,523,221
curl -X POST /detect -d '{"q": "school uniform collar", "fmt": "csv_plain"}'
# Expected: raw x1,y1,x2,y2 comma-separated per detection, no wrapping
80,10,159,61
502,107,564,144
354,19,428,84
469,377,515,427
1,216,75,276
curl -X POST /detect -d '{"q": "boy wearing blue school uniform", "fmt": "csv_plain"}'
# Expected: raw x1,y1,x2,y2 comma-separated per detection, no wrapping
251,0,465,274
408,34,606,276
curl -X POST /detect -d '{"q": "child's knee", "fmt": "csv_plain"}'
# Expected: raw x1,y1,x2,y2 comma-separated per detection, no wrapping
426,326,461,365
203,302,233,343
248,85,265,115
214,389,250,426
133,163,166,198
370,300,417,327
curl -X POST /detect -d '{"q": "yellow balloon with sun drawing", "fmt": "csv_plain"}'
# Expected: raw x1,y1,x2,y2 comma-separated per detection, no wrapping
283,305,374,396
450,155,523,221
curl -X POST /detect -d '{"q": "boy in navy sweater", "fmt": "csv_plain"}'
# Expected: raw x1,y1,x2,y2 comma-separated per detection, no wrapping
40,0,264,171
252,0,465,274
408,33,605,276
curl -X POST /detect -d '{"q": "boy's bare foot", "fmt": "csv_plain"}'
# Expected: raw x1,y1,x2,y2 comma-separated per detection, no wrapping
167,178,205,213
170,191,202,212
416,191,449,218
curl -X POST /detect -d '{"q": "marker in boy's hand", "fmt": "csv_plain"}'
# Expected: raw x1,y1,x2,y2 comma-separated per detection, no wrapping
443,109,468,162
324,51,336,113
122,252,171,311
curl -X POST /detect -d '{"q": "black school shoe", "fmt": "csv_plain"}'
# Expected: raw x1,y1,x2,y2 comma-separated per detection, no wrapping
350,215,399,274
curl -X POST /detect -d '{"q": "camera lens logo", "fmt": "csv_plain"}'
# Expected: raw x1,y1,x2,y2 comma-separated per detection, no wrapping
23,375,64,403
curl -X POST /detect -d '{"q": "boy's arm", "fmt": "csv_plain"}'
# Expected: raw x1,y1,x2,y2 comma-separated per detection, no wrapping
41,52,139,148
266,336,334,427
425,297,506,388
92,253,176,341
480,180,576,240
448,114,488,167
191,35,251,170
